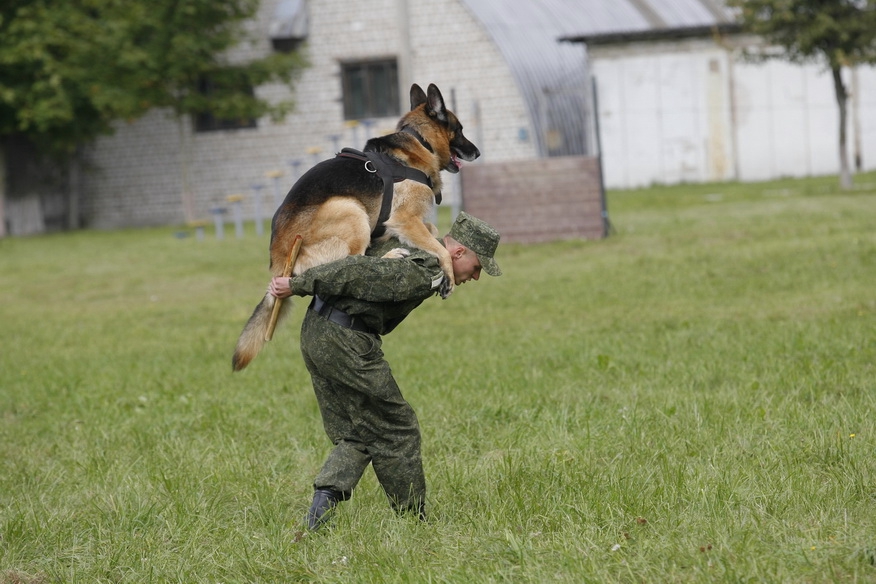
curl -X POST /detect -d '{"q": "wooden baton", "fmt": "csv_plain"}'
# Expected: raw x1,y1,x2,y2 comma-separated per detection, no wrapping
265,234,303,342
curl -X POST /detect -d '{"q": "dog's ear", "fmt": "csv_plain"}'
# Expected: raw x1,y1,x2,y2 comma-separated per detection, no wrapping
425,84,448,122
410,84,428,110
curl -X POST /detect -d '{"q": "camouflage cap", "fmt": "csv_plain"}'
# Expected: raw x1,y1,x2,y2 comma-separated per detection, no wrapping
449,211,502,276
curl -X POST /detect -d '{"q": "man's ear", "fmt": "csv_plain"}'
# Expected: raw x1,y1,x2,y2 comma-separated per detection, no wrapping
443,236,465,259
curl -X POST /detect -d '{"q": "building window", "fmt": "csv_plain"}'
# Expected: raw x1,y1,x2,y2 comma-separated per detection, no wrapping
193,78,258,133
270,0,308,53
341,59,400,120
271,37,304,53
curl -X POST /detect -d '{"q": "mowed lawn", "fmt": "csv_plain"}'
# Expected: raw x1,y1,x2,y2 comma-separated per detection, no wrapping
1,174,874,583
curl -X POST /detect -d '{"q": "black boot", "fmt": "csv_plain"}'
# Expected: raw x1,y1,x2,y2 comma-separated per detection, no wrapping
306,488,343,530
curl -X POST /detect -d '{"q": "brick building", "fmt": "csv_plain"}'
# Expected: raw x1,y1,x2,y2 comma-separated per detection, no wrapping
75,0,597,233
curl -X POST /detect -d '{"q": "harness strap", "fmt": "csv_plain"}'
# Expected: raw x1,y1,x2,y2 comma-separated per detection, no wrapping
400,126,434,153
337,148,439,237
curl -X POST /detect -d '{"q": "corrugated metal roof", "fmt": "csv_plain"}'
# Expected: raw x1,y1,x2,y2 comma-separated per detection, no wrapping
645,0,731,27
459,0,734,156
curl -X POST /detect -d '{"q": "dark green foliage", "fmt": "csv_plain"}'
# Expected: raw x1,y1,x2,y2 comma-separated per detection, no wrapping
727,0,876,68
0,0,307,155
727,0,876,187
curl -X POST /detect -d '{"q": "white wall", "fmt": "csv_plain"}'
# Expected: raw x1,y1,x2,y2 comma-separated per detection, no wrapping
592,39,735,189
590,38,876,189
733,59,861,182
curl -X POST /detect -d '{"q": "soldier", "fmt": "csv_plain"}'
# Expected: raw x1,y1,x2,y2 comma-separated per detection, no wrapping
268,212,501,529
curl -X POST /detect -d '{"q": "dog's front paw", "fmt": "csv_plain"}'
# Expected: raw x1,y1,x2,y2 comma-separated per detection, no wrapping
438,274,454,299
382,247,411,260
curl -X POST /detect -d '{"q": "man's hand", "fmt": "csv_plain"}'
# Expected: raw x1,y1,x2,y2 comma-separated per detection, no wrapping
381,247,411,260
269,276,294,299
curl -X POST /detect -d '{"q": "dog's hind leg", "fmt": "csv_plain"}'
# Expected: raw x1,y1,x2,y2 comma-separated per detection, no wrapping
234,200,374,371
290,198,372,274
291,235,366,275
232,237,352,372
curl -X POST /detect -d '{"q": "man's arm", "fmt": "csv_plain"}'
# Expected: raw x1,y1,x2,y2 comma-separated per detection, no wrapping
271,252,443,302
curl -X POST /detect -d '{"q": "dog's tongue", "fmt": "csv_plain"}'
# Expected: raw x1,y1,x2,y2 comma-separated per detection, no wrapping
451,153,462,169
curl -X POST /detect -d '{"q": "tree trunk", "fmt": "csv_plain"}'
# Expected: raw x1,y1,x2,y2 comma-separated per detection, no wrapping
67,147,82,230
0,143,6,238
178,117,195,224
832,65,853,189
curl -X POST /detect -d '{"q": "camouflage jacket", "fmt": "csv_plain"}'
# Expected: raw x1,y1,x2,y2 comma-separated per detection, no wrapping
289,238,446,335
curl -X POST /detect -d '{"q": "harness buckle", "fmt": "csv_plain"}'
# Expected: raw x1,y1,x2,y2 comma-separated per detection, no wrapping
364,160,377,173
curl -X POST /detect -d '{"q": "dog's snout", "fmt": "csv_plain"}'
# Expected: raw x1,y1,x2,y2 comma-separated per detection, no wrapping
454,138,480,162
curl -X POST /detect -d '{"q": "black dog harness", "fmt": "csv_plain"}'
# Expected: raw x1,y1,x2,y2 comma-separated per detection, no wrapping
336,147,438,238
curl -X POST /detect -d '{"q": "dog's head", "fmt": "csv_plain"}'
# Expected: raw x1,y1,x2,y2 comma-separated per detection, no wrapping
402,83,480,174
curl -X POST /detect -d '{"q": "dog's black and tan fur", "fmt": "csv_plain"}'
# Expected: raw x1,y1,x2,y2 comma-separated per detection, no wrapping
232,83,480,371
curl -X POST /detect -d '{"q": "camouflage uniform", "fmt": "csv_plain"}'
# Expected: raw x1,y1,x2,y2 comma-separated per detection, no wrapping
289,212,501,521
290,237,443,515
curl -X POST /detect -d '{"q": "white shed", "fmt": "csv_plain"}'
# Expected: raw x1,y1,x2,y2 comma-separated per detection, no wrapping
564,19,876,189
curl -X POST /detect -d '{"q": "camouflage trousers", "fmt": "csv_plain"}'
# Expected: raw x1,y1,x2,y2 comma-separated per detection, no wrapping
299,307,426,514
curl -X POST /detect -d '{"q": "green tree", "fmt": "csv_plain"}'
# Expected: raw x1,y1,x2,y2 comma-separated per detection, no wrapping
727,0,876,188
0,0,307,235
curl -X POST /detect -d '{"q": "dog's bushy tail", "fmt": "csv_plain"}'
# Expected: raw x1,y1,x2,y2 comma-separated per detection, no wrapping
232,293,291,371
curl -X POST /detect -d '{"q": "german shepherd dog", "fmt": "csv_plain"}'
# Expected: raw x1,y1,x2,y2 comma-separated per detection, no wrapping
232,83,480,371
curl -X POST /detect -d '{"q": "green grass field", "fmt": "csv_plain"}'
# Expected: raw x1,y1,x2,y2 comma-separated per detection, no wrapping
1,173,875,583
